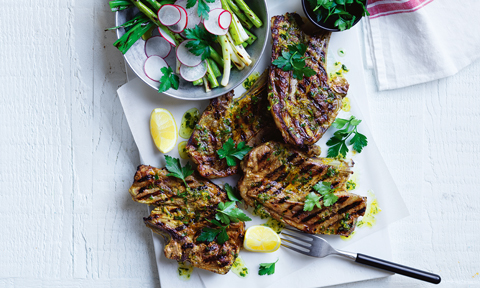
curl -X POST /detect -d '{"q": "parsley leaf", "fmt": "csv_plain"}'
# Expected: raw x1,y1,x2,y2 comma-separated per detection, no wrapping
197,219,230,245
164,155,194,188
326,116,368,158
216,201,252,225
258,259,278,276
158,67,179,94
304,192,321,211
306,0,368,31
186,0,215,19
272,44,316,80
225,183,242,202
217,138,252,167
184,25,217,60
304,181,339,211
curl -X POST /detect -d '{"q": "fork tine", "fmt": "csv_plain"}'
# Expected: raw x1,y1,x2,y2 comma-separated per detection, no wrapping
281,243,311,256
283,227,314,238
280,237,311,250
281,231,313,243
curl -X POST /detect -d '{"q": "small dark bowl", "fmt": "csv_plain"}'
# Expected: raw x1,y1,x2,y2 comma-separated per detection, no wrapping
302,0,367,32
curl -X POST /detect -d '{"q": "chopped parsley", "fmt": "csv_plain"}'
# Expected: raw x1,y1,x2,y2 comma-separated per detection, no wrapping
186,0,215,19
158,67,179,94
164,155,194,189
184,25,217,60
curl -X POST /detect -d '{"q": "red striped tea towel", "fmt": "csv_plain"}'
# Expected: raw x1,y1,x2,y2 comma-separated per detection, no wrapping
363,0,480,90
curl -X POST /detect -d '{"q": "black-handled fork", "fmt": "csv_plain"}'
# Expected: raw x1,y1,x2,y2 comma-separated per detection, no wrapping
281,227,441,284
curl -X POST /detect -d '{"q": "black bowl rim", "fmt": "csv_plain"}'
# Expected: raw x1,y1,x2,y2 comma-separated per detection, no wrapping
301,0,367,32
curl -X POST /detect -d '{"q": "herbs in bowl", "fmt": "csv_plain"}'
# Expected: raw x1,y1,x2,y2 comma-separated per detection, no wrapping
302,0,369,31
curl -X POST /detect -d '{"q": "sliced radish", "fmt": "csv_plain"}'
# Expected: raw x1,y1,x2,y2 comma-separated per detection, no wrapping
218,10,232,30
168,5,188,33
145,36,172,58
176,40,202,67
175,0,202,29
158,26,177,47
207,0,222,10
158,4,181,26
180,61,207,82
204,8,228,35
144,56,169,82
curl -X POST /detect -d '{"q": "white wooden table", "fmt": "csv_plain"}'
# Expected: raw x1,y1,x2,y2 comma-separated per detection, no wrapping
1,1,479,287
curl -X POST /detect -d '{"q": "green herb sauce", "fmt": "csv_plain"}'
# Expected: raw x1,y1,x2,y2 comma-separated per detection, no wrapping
231,256,249,278
179,108,200,139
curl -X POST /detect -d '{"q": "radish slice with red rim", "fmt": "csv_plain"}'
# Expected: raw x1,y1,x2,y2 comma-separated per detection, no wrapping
144,56,169,82
180,61,207,82
176,40,202,67
218,10,232,30
158,26,177,47
175,0,202,29
145,36,172,58
158,4,181,26
204,8,228,35
168,5,188,33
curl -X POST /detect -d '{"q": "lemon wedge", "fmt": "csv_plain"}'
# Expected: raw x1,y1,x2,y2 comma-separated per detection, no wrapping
244,225,281,253
150,108,177,153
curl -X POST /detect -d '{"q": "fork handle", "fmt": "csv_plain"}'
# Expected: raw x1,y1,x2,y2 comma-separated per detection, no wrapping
355,253,441,284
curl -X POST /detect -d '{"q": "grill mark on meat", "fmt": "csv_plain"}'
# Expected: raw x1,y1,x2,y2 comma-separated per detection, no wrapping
130,165,245,274
238,142,366,237
268,13,349,146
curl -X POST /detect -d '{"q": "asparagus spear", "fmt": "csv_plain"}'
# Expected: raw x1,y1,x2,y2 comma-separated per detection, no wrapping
209,47,224,68
143,0,162,11
207,58,221,78
203,76,211,92
225,0,253,29
193,78,204,86
226,32,252,66
233,0,263,28
218,35,231,87
244,29,257,45
205,61,220,88
220,0,245,45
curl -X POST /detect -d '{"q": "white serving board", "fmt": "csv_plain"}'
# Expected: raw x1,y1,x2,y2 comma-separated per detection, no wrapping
118,1,409,287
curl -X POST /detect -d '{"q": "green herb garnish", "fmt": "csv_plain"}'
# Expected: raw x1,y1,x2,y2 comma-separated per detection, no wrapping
217,138,252,166
186,0,215,19
216,201,252,225
158,67,180,93
307,0,370,31
258,259,278,276
272,43,316,80
326,116,368,158
197,219,229,244
225,183,242,202
303,181,339,211
184,25,217,61
164,155,194,188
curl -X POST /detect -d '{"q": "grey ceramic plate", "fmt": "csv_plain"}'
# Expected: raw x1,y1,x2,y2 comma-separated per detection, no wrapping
116,1,269,100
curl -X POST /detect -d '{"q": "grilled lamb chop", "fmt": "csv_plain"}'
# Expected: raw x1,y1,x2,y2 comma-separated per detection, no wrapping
268,13,349,146
129,165,245,274
186,71,281,179
238,142,366,236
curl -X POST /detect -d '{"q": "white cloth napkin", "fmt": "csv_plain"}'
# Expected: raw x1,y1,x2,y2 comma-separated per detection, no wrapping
363,0,480,90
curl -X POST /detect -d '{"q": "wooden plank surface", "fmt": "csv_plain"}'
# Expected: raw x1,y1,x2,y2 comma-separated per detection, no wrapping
0,1,479,287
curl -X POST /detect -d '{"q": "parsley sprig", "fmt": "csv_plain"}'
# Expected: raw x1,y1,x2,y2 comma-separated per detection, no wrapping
216,201,252,225
326,116,368,158
225,183,242,202
307,0,370,31
303,181,339,211
272,44,316,80
217,138,252,166
164,155,194,188
184,25,217,61
186,0,215,19
197,219,229,244
258,259,278,276
158,67,180,94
